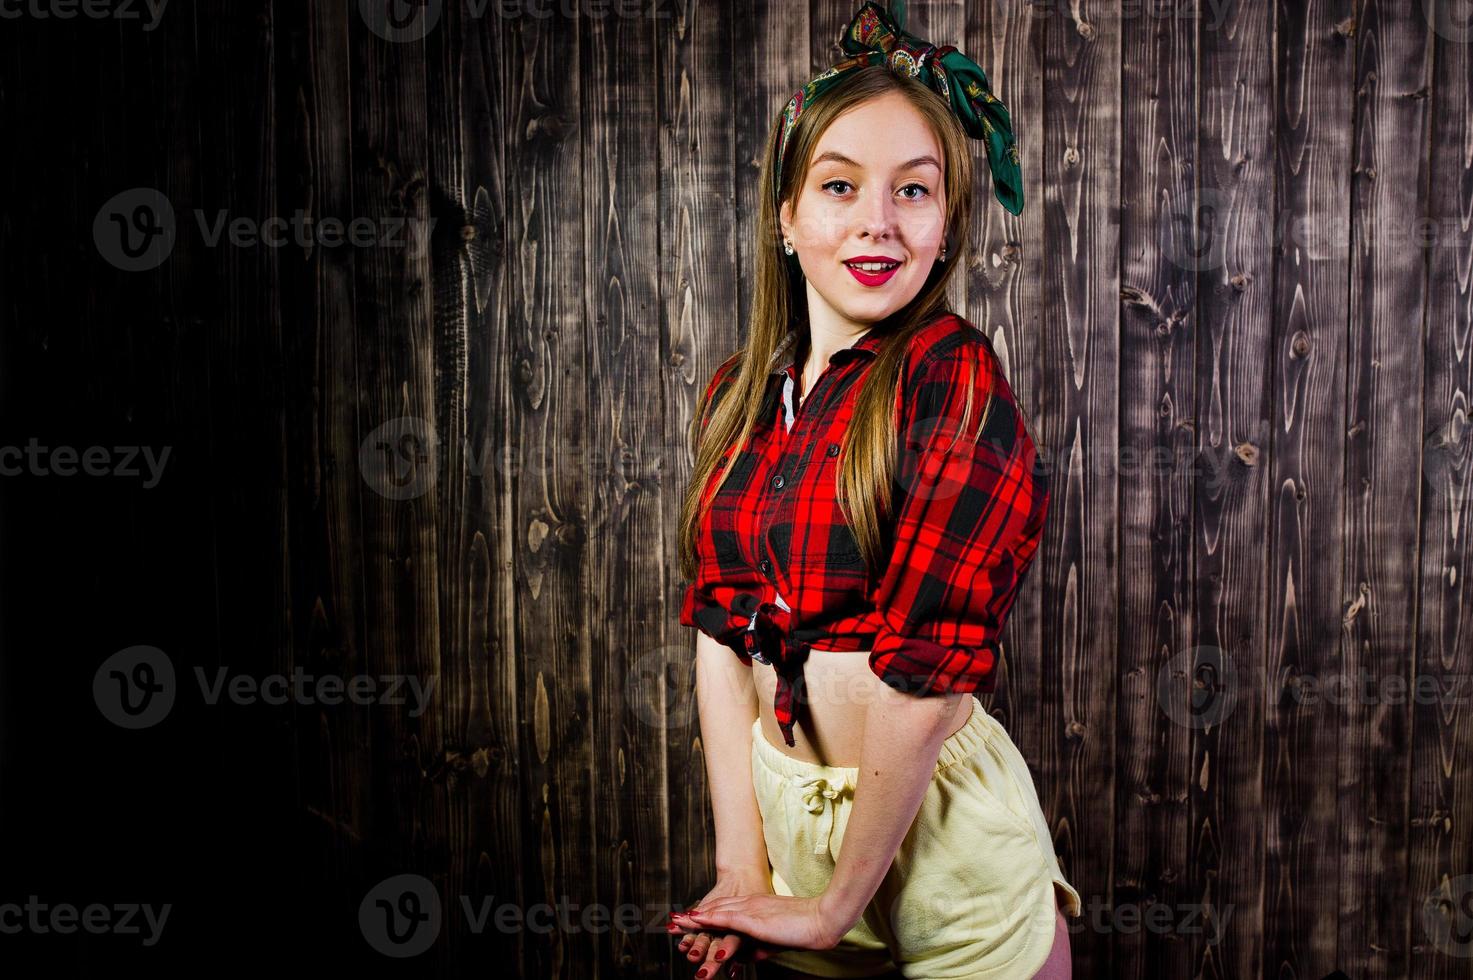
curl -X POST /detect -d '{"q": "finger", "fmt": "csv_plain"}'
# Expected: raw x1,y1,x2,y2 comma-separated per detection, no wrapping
680,925,715,954
704,932,742,969
684,909,738,931
684,931,713,963
670,915,705,935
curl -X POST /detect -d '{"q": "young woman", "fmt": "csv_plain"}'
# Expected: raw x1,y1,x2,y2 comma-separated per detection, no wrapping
670,5,1081,978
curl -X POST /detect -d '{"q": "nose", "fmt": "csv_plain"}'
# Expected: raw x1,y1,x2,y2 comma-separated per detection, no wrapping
856,185,898,241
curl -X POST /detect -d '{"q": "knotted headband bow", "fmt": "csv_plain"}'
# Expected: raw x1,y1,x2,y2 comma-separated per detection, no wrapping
773,0,1024,216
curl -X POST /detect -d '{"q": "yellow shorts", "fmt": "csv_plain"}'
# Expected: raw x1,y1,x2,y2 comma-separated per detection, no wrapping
750,695,1082,979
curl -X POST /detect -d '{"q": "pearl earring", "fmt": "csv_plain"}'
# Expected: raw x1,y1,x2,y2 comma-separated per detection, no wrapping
784,239,795,255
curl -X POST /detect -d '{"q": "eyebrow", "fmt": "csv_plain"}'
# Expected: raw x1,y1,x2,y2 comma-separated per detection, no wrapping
811,151,942,173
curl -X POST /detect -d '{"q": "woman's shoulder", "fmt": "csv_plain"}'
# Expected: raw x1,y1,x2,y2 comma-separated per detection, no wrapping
900,312,1006,393
899,313,1048,466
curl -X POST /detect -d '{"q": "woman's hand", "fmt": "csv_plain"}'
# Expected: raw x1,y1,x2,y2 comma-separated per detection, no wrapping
671,867,782,978
672,888,847,961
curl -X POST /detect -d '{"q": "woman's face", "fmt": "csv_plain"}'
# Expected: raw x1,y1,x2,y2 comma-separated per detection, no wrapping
779,91,948,330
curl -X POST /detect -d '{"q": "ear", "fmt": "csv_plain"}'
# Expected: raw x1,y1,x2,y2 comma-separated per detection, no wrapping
778,197,793,242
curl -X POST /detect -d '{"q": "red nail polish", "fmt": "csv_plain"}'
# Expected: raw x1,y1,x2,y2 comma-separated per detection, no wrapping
715,950,726,961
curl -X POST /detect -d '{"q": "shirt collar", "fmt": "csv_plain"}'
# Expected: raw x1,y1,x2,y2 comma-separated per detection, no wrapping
765,327,886,378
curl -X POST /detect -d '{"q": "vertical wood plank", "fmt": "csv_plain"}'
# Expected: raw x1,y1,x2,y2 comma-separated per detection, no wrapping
661,0,741,926
731,3,807,340
1410,2,1473,978
958,0,1048,801
1041,1,1123,974
345,7,454,974
1340,1,1434,977
1116,1,1198,978
272,0,375,951
582,3,671,974
1193,1,1277,977
502,7,596,977
423,2,525,972
1264,0,1357,976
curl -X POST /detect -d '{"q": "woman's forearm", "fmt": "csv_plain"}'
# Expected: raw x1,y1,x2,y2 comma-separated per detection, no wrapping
819,683,967,934
694,631,770,875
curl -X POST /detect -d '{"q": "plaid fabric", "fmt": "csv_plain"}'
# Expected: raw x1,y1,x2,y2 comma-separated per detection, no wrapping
680,313,1049,747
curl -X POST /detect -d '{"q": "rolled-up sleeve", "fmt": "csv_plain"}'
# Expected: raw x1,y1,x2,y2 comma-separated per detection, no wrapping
867,339,1050,696
679,352,751,656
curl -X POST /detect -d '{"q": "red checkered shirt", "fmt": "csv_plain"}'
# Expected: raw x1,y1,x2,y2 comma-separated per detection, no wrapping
680,312,1050,747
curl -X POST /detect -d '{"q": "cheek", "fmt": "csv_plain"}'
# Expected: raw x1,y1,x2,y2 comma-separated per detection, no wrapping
906,210,947,244
795,201,848,245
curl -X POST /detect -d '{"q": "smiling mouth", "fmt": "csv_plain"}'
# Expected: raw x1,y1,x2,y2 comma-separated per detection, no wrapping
843,259,902,285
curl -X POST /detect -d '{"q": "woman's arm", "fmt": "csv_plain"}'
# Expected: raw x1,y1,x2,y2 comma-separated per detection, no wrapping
695,630,770,875
818,683,966,936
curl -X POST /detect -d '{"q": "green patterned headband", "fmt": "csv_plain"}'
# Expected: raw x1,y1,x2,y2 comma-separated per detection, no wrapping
773,0,1024,217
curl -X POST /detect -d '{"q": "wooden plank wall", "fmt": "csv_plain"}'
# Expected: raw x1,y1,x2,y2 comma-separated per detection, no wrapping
0,0,1469,977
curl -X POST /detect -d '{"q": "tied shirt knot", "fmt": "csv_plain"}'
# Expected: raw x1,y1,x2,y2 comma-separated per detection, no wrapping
731,592,823,748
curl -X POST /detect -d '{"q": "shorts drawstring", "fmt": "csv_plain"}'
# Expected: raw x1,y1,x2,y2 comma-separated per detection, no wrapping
793,772,854,855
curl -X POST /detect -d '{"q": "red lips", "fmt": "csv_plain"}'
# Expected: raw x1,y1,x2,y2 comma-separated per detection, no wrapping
844,257,901,286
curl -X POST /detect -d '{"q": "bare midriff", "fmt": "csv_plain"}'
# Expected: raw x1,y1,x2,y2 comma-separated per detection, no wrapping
751,649,976,766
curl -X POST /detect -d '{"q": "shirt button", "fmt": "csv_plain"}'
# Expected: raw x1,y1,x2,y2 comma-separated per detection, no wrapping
772,474,785,490
827,443,840,457
760,559,772,575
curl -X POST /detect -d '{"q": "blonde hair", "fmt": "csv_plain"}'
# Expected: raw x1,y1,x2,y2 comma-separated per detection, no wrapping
679,65,993,583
